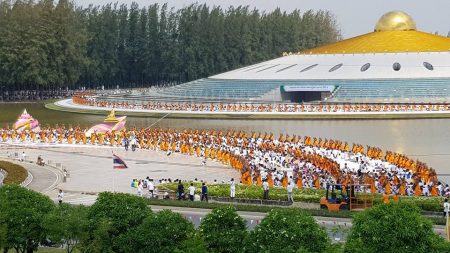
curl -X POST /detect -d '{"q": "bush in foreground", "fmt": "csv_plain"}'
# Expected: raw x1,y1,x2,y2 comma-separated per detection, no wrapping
119,209,195,253
199,206,247,253
81,192,152,252
43,204,89,253
345,202,450,253
0,184,54,253
245,208,330,253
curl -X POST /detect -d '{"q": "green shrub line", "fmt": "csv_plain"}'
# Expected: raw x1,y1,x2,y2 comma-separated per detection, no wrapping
146,198,446,225
0,160,27,184
159,182,447,212
147,198,354,218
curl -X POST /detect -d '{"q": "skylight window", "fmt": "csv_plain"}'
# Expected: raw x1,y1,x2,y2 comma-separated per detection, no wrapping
329,63,343,72
423,62,434,71
300,64,318,72
360,63,371,72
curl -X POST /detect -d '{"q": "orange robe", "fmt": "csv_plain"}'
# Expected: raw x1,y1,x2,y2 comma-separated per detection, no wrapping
385,183,391,194
431,185,438,197
282,176,288,188
383,194,389,204
414,184,422,196
297,177,303,189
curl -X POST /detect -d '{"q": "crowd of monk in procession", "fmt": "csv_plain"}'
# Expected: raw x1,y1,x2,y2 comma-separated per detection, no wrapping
73,94,450,113
0,125,444,198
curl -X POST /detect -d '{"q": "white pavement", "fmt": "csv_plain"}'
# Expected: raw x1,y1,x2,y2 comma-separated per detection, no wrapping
0,143,239,203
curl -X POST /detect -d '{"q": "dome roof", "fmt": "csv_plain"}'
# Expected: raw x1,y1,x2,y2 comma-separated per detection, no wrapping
302,11,450,54
374,11,417,32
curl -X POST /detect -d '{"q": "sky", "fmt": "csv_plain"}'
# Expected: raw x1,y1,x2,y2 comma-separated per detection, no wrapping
74,0,450,39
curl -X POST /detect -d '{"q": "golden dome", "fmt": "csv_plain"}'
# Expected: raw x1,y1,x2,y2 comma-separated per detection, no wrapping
374,11,417,32
301,11,450,54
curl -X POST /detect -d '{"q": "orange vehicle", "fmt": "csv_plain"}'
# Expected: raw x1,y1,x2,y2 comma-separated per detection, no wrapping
320,184,373,212
320,184,349,211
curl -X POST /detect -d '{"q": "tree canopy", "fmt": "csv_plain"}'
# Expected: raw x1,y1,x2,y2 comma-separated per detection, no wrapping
0,184,55,253
43,203,89,253
81,192,152,253
118,209,195,253
345,202,450,253
0,0,341,91
245,208,330,253
199,206,248,253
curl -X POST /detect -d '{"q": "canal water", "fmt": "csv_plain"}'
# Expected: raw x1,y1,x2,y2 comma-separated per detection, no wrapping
1,102,449,183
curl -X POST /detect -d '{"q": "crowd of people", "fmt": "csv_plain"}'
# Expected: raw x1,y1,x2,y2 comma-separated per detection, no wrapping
73,94,450,113
1,90,74,101
0,126,445,198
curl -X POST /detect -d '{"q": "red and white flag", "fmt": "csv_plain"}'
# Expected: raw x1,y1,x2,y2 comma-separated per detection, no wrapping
113,154,128,169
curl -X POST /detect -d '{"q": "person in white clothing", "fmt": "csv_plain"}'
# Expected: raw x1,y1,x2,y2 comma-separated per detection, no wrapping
137,183,143,197
230,178,236,199
148,179,155,198
188,183,195,201
287,182,294,202
57,189,64,204
262,180,269,200
443,198,450,217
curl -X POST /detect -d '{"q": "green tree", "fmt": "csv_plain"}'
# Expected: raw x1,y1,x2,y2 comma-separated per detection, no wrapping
245,208,329,253
0,213,6,249
199,206,248,253
118,209,195,253
0,184,54,253
81,192,152,253
43,203,88,253
344,202,450,253
174,232,209,253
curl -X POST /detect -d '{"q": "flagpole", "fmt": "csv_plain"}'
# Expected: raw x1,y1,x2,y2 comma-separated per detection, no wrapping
113,168,116,193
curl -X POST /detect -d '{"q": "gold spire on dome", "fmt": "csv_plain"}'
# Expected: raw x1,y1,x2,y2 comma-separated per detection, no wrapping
374,11,416,32
301,11,450,54
104,109,119,123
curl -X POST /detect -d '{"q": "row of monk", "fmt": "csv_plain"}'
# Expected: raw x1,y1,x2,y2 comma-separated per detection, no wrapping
73,95,450,113
0,127,444,197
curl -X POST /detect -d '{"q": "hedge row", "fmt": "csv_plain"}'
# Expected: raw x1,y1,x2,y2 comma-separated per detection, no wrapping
0,160,28,184
158,183,446,212
146,199,446,225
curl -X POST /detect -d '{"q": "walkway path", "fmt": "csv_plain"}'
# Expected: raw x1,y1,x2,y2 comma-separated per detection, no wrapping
52,99,450,119
0,142,239,201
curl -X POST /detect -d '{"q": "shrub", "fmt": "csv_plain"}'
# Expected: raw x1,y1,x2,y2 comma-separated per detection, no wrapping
159,183,325,203
0,184,55,253
43,204,89,253
245,208,329,253
159,183,446,212
81,192,152,252
345,202,450,253
118,210,195,253
199,206,247,253
0,160,27,184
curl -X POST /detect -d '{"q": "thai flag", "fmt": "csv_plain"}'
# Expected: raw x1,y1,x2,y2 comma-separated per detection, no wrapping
113,154,128,169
